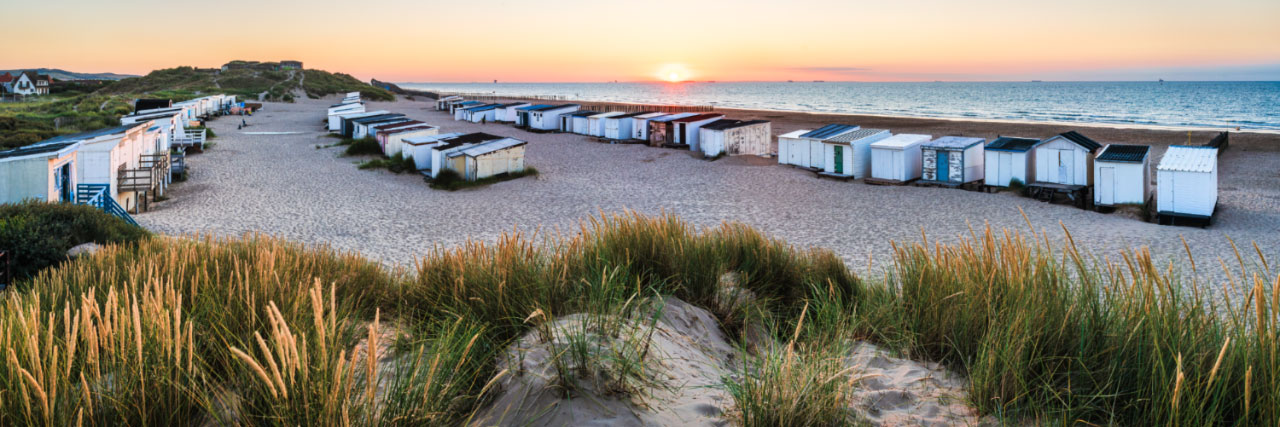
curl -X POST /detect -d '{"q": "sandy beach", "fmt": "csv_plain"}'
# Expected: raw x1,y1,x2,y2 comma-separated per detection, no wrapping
138,95,1279,304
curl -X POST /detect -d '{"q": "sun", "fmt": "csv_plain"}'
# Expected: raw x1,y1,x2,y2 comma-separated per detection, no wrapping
666,72,681,82
657,64,691,83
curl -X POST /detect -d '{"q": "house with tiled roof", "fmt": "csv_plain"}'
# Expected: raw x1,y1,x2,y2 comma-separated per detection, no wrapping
1,71,52,95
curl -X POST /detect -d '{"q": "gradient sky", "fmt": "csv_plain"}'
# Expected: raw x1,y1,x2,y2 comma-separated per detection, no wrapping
4,0,1279,82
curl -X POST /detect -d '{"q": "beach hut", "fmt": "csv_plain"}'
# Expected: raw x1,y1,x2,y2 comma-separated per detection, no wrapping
377,122,439,157
449,101,482,116
778,124,860,169
338,111,392,137
327,104,366,131
628,112,669,140
496,102,531,122
1156,145,1218,224
603,112,651,140
352,115,408,139
436,96,462,111
587,112,624,137
459,104,500,123
645,113,696,146
1032,131,1101,187
430,133,505,178
403,132,462,171
0,137,83,204
446,138,528,181
868,134,931,183
1093,144,1151,208
529,104,580,131
698,119,772,157
983,136,1042,187
921,136,985,185
565,111,599,134
668,114,725,151
514,104,547,128
819,128,890,179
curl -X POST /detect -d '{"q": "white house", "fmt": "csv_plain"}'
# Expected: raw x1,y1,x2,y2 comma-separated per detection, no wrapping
1156,145,1218,220
445,138,528,181
778,124,859,169
922,136,985,185
529,104,580,131
588,112,624,137
820,128,891,179
0,137,82,204
629,112,669,140
1032,131,1101,187
403,132,462,171
668,114,725,151
496,103,531,122
603,112,650,140
983,136,1042,187
869,134,931,183
1093,144,1151,207
698,119,772,157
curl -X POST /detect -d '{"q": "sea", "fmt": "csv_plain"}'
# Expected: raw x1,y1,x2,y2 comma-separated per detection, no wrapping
398,81,1280,131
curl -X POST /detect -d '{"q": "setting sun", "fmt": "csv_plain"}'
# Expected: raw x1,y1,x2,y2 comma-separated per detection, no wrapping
666,72,680,82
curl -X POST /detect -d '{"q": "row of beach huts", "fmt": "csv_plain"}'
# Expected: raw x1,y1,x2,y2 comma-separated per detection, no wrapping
436,96,1223,226
0,94,245,223
326,94,529,182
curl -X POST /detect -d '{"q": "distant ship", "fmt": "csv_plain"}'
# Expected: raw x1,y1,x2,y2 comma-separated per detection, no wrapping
1159,78,1165,84
788,80,794,83
813,80,825,83
1031,80,1043,82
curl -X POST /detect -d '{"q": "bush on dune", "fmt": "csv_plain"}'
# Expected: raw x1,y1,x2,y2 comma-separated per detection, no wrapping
0,201,148,281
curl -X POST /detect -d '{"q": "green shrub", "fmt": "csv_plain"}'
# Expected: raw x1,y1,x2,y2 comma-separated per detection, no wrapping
356,152,417,173
429,167,539,191
0,201,149,281
344,137,381,156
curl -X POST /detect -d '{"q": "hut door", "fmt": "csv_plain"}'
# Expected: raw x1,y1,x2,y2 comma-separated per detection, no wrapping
1057,150,1073,184
833,146,844,174
999,152,1012,185
937,151,950,182
1099,167,1114,205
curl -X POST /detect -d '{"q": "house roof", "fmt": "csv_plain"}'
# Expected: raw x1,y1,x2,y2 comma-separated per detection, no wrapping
871,134,931,149
454,138,527,157
671,113,723,123
701,119,770,131
825,128,888,143
800,124,858,140
1096,144,1150,163
1054,131,1103,152
985,136,1041,152
0,73,12,83
1157,145,1217,173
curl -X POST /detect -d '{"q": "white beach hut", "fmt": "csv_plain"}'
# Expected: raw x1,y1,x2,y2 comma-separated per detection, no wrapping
381,124,439,157
446,138,528,181
1156,145,1218,223
71,123,158,213
1032,131,1101,186
338,111,392,137
922,136,986,185
436,96,463,111
983,136,1043,187
1092,144,1151,207
0,138,82,204
645,113,696,146
431,133,505,178
496,103,531,122
629,112,669,140
529,104,580,131
820,128,891,179
403,132,462,171
669,113,725,151
353,115,409,140
567,111,598,135
778,124,860,169
588,112,624,137
603,112,650,141
698,119,772,157
869,134,931,183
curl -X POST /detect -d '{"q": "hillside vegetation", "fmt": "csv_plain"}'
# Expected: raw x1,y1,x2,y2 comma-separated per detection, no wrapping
0,211,1275,425
0,63,393,150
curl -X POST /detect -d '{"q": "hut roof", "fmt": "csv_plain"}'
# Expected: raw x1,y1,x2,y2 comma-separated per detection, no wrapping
985,136,1041,152
568,111,600,117
871,134,931,149
800,124,858,140
1055,131,1103,152
671,113,723,123
701,119,770,131
1157,146,1217,173
825,128,888,143
517,104,550,111
1095,144,1150,163
350,113,404,124
650,113,696,122
455,138,527,157
404,132,462,146
927,136,986,150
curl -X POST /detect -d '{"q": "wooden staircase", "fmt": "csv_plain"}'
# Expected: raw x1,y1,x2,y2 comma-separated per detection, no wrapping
76,183,137,226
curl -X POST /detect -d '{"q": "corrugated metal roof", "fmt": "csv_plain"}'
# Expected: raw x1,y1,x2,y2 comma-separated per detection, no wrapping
779,129,809,139
825,128,887,143
499,102,530,108
517,104,550,111
1056,131,1103,152
927,136,985,150
352,114,406,124
985,136,1041,152
702,119,770,131
0,140,79,160
672,113,723,123
383,125,438,135
404,132,462,146
800,124,858,140
1096,144,1149,163
870,134,931,149
650,113,696,122
455,137,527,157
1157,145,1217,173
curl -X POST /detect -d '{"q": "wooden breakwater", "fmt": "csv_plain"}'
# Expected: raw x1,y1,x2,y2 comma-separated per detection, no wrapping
436,92,715,113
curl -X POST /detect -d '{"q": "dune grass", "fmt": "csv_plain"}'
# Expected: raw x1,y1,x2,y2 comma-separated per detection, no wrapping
0,211,1274,425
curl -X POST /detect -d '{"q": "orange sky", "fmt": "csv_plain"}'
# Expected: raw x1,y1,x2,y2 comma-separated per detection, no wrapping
5,0,1279,82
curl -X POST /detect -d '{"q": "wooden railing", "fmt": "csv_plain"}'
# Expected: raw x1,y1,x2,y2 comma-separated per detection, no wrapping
76,184,137,226
173,128,207,151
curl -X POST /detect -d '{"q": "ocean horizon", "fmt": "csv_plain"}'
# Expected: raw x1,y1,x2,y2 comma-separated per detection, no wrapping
399,81,1280,132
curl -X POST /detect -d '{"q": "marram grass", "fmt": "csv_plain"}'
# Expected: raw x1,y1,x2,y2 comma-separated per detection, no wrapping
0,212,1275,426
